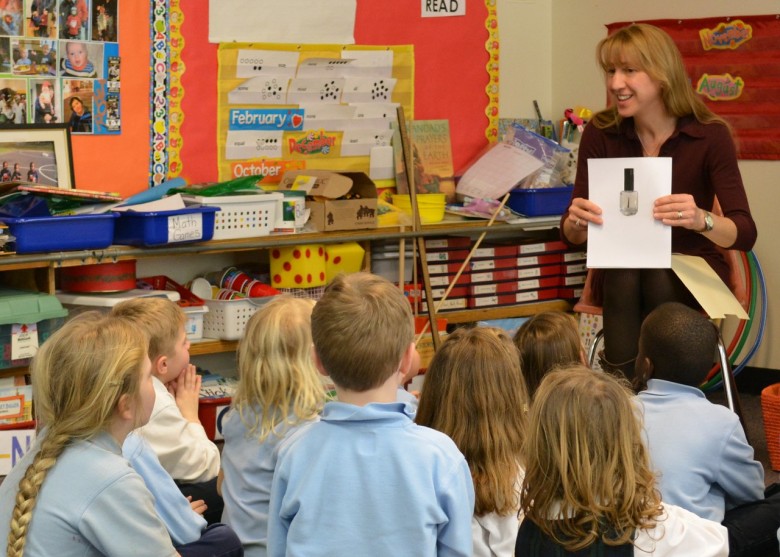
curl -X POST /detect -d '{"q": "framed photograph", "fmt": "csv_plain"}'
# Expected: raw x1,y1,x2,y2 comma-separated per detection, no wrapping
0,124,74,188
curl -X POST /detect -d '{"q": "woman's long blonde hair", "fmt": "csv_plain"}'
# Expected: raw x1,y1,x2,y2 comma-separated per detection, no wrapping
232,296,324,442
7,312,149,557
592,23,728,130
520,366,662,552
416,326,528,516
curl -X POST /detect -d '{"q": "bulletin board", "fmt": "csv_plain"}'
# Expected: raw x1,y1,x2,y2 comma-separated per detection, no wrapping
174,0,494,186
71,1,496,195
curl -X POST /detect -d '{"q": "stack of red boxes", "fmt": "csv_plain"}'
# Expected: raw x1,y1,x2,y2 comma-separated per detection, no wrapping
418,236,587,311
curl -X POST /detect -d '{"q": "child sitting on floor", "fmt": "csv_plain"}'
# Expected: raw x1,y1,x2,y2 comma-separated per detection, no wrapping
516,365,728,556
635,302,780,557
267,272,475,556
0,313,177,555
219,296,326,557
110,297,222,524
417,326,528,556
513,311,584,398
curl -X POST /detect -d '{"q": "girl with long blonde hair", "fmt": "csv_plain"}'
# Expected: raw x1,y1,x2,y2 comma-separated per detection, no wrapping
218,295,326,556
0,312,177,556
416,326,528,556
517,365,728,556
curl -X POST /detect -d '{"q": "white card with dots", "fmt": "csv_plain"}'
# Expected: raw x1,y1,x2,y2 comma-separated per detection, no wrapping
341,77,397,103
228,76,290,105
287,78,345,104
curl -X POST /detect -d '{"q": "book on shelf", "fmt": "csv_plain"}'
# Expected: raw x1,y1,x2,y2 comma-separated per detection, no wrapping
394,119,456,203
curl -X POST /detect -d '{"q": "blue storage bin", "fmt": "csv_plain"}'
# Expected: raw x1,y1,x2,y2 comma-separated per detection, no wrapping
0,213,118,254
113,206,218,247
507,185,573,217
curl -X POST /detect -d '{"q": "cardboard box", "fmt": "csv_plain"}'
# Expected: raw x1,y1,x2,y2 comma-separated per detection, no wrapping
279,170,377,231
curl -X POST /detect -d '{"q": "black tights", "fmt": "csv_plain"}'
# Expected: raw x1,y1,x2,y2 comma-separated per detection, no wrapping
602,268,698,382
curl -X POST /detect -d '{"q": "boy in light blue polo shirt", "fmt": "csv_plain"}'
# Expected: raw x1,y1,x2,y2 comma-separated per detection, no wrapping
268,272,475,557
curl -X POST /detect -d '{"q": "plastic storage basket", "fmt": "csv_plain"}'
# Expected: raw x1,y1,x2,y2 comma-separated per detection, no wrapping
761,383,780,471
507,185,574,217
182,194,283,240
113,206,218,247
202,296,275,340
0,213,117,254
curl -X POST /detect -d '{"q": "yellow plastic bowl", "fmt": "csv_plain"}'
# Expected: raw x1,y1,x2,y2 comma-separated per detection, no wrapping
391,194,446,223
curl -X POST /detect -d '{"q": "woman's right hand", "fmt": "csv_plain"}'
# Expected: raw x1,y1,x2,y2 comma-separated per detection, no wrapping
564,197,603,242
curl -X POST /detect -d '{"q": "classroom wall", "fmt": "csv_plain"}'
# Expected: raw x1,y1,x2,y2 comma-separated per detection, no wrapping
498,0,779,370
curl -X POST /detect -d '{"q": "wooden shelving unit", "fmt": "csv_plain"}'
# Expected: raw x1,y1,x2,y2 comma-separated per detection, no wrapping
0,215,569,378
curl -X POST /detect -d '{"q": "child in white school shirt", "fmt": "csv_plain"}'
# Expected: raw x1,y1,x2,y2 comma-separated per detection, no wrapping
111,297,223,523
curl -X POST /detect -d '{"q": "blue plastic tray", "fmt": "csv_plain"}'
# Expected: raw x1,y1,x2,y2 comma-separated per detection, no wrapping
0,213,118,254
113,206,218,247
507,185,573,217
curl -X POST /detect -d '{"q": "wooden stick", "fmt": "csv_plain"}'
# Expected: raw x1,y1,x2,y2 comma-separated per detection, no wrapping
396,106,442,349
414,191,511,344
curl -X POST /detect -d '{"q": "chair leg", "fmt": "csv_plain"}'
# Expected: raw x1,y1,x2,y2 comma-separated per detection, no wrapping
588,329,604,368
716,330,747,432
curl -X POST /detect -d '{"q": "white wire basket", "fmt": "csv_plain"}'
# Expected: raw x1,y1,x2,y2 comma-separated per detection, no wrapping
183,193,283,240
202,296,275,340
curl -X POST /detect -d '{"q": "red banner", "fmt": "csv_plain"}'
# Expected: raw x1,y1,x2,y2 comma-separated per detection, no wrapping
608,15,780,160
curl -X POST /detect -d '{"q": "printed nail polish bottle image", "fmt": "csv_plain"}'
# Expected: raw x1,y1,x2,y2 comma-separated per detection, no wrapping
620,167,638,216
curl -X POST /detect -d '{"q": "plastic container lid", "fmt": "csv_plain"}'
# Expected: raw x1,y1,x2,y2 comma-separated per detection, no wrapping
55,289,180,308
0,288,68,325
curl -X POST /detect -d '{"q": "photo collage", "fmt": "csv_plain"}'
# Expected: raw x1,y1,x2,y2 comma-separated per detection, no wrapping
0,0,120,135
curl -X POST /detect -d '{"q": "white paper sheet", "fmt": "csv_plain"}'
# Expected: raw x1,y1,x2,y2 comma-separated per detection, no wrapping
234,50,299,79
209,0,357,44
340,129,393,156
586,157,672,268
287,78,345,104
227,76,290,105
114,194,187,213
225,130,283,160
341,77,397,103
456,143,545,199
296,58,356,78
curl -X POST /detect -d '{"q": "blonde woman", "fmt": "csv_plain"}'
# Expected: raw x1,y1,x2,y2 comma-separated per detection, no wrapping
561,23,756,381
517,366,728,556
218,296,325,557
0,312,177,556
417,326,528,556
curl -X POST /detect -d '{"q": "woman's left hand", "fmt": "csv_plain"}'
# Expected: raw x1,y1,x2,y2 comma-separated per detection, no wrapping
653,194,704,231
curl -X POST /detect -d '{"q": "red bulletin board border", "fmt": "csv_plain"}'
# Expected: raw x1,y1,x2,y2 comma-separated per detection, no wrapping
174,1,492,185
608,15,780,160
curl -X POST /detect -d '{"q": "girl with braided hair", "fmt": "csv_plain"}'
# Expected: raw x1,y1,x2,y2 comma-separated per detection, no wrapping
0,312,177,556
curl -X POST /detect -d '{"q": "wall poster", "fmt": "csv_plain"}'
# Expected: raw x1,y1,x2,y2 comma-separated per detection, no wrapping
608,15,780,160
0,0,121,136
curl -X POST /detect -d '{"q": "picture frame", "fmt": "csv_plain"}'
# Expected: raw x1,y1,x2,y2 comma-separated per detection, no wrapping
0,124,74,189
